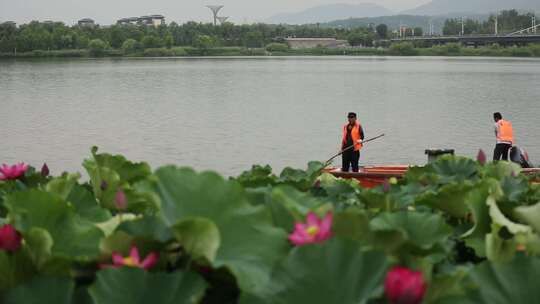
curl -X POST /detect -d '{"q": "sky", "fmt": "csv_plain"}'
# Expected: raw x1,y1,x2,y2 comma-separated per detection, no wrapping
0,0,432,25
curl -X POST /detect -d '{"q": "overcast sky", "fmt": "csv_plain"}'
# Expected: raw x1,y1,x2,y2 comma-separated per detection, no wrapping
0,0,431,25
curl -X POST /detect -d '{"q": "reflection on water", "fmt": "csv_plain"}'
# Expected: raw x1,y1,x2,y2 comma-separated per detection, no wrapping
1,56,540,176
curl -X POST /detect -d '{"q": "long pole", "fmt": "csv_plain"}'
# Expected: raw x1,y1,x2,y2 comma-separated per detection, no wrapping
324,134,385,166
461,17,465,36
495,15,498,35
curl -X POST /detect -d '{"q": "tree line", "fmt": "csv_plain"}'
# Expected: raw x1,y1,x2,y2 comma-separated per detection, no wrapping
0,21,392,54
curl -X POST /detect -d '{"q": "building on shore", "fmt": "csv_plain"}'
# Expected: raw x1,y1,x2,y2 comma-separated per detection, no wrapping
284,37,350,49
117,15,165,27
77,18,96,27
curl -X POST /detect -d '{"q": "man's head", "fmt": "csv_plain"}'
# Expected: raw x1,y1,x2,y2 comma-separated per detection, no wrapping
347,112,357,124
493,112,503,122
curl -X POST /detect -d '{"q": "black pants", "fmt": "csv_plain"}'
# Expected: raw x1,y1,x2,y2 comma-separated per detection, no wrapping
493,143,512,161
342,150,360,172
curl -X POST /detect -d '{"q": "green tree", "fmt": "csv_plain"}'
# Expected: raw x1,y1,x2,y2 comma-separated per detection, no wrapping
413,27,423,37
243,31,264,48
88,39,107,56
121,39,140,54
164,33,174,49
376,24,388,39
141,35,164,49
193,35,216,50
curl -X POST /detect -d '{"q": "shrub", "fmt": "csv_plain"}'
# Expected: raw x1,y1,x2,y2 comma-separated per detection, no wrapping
88,39,107,57
509,46,533,57
142,48,174,57
265,43,289,52
529,44,540,57
389,42,419,56
121,39,141,54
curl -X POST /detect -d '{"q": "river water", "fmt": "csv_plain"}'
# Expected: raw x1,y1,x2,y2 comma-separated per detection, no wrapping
1,56,540,176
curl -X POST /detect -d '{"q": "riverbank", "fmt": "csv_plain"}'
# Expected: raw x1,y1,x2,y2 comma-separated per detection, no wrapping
2,43,540,59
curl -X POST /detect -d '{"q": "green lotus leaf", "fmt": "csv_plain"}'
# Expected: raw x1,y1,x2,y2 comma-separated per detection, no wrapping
430,156,479,184
0,250,36,292
2,276,74,304
461,179,500,257
514,202,540,233
89,268,206,304
67,184,111,223
234,165,278,188
460,255,540,303
241,238,389,304
45,173,81,200
172,217,220,263
487,196,531,235
369,211,452,252
481,161,522,180
278,161,324,191
332,208,370,242
151,166,289,293
415,182,476,218
116,216,173,242
5,190,104,259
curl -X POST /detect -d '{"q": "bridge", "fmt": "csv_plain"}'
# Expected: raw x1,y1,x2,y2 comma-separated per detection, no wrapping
392,19,540,46
391,34,540,47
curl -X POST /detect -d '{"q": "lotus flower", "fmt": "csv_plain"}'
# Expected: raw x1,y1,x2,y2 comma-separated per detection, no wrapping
0,163,28,180
288,212,332,246
103,246,158,270
41,163,50,177
477,149,487,165
384,266,427,304
115,190,127,211
0,224,22,252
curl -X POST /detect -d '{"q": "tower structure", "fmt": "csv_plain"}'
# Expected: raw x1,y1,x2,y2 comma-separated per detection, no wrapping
217,16,229,24
206,5,224,26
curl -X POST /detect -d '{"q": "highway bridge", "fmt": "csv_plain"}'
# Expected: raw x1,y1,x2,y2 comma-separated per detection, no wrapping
391,34,540,47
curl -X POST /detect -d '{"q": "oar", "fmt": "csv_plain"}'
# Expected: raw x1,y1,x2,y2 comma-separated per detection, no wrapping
324,133,385,166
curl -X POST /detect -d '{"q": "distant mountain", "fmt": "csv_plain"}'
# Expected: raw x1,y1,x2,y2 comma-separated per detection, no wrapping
405,0,540,16
267,3,393,25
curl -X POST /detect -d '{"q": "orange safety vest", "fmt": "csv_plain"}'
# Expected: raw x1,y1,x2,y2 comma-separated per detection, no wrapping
342,122,363,151
496,119,514,144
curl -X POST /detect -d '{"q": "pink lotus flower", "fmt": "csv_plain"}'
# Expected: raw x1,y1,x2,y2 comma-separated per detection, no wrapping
0,224,22,252
288,212,333,246
103,246,158,270
0,163,28,181
477,149,487,165
115,190,127,211
385,266,427,304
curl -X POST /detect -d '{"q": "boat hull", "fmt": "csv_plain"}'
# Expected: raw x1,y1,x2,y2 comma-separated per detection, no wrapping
325,165,540,189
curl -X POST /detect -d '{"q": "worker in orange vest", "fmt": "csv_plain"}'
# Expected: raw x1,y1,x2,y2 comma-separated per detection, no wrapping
493,112,514,161
342,112,365,172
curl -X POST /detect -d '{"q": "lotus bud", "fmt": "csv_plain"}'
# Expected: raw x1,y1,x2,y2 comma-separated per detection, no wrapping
0,224,22,252
385,266,427,304
382,179,391,193
41,163,50,177
477,149,487,165
115,190,127,211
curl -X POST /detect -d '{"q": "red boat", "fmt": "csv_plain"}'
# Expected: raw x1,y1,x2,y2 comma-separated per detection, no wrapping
324,165,540,189
323,165,409,188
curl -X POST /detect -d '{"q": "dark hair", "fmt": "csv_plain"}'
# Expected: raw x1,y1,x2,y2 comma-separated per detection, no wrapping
347,112,357,118
493,112,502,120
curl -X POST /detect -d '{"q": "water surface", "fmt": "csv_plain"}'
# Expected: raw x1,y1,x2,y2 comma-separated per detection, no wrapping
1,56,539,176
